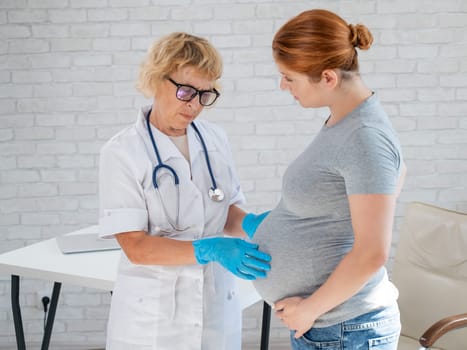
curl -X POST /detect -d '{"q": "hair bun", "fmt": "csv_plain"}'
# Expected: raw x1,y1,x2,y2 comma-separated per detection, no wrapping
348,23,373,50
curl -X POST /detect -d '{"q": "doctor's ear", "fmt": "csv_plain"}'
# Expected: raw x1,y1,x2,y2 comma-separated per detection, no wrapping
320,69,339,89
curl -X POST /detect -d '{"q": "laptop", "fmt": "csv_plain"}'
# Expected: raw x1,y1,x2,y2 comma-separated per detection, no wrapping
56,233,121,254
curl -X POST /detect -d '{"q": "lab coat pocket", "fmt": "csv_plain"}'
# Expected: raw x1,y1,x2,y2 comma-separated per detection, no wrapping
107,273,177,345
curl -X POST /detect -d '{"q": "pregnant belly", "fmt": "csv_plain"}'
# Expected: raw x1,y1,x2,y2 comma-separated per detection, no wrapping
252,218,314,305
252,210,355,308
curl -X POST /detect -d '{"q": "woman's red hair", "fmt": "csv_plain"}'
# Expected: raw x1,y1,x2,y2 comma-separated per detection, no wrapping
272,9,373,80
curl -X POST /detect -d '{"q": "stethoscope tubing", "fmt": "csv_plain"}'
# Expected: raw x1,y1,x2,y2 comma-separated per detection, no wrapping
146,110,180,187
190,122,218,191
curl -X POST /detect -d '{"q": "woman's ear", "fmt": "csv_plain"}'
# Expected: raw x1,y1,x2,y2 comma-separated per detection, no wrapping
320,69,339,89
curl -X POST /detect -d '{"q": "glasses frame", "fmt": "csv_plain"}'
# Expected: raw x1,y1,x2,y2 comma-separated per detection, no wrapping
167,78,220,106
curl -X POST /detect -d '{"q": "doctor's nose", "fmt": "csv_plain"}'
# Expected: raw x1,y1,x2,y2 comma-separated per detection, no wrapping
186,96,203,110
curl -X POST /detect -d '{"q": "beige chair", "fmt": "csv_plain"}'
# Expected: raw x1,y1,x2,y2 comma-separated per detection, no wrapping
392,202,467,350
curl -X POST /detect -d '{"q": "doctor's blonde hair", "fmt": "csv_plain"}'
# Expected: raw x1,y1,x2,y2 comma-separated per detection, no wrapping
136,32,223,98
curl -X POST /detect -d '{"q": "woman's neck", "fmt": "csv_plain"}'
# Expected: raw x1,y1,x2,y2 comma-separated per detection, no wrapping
326,79,372,127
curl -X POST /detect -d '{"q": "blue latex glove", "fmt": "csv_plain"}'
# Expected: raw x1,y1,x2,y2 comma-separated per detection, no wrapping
242,211,271,239
192,237,271,280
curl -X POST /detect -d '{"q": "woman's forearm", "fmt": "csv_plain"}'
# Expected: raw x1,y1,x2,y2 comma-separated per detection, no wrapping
300,193,396,319
300,246,387,319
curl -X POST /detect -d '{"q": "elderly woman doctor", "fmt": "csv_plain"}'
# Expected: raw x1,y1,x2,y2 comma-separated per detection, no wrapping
98,32,270,350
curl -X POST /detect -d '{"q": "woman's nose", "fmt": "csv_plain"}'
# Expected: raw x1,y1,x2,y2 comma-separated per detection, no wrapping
279,77,288,91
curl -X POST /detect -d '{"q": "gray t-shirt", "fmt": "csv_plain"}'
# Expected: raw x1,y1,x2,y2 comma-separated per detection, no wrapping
252,94,402,327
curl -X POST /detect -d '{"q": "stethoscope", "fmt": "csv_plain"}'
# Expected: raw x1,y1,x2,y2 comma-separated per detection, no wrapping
146,108,224,230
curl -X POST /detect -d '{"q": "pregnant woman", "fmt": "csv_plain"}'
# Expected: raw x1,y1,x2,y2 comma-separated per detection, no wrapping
252,9,407,350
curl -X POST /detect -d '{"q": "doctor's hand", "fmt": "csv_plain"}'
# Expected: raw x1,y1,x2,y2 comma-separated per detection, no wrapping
192,237,271,280
274,296,317,339
242,211,270,239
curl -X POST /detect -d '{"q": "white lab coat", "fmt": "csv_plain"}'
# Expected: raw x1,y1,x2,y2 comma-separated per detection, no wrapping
98,105,246,350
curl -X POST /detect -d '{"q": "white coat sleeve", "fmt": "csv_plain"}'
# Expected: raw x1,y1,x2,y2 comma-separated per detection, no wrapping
220,130,246,207
98,143,148,238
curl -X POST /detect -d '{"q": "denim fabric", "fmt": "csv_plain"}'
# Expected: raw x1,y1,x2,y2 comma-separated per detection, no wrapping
290,304,400,350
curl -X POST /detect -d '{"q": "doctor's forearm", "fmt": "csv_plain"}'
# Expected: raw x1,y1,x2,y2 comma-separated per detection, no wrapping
223,205,247,237
116,231,197,265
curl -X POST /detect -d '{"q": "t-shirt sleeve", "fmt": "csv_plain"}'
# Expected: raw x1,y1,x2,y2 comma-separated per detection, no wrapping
336,127,402,195
98,143,148,238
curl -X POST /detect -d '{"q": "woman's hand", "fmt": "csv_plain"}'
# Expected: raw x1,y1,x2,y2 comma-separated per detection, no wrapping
274,296,317,339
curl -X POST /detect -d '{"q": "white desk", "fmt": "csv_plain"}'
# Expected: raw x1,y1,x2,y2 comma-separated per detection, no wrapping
0,226,271,350
0,226,117,291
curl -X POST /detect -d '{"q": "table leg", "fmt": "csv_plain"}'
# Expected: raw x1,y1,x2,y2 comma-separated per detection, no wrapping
11,275,26,350
12,280,268,349
260,301,271,350
41,282,61,350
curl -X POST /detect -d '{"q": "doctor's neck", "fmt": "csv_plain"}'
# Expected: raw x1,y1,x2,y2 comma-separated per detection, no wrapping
149,107,187,137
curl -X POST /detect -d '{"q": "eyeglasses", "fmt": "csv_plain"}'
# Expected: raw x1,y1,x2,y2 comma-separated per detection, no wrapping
167,78,220,106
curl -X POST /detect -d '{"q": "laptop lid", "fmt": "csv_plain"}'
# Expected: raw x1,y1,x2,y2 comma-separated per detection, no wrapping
56,233,121,254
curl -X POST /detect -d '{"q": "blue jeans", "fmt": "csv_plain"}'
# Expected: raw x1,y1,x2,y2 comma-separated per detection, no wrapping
290,304,401,350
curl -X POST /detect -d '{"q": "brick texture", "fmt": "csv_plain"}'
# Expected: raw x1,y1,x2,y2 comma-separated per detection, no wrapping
1,0,466,348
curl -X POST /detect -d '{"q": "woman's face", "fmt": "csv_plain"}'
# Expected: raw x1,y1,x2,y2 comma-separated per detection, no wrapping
275,61,327,109
152,66,216,136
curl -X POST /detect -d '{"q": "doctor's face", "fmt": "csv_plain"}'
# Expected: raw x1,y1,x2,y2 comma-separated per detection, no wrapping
152,66,217,136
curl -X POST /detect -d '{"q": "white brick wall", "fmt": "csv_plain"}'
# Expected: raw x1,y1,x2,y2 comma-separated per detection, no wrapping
1,0,466,348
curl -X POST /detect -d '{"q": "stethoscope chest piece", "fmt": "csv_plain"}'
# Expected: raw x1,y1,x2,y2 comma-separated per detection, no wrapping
209,187,224,202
